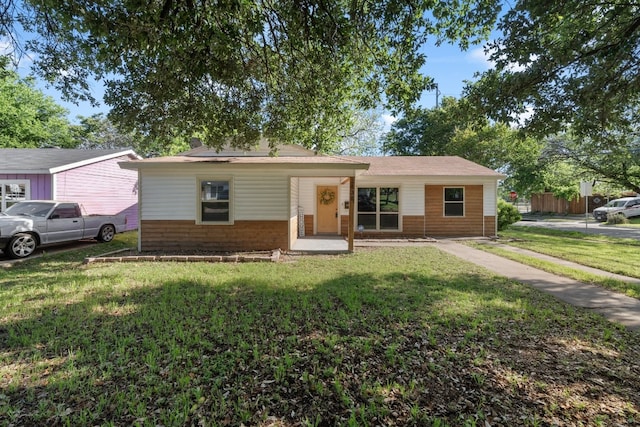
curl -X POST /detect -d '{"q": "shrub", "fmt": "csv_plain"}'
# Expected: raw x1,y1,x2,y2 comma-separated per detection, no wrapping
606,212,629,225
498,199,522,231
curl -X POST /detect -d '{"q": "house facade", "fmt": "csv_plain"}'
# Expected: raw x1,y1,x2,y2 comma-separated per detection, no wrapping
0,149,140,230
120,144,504,252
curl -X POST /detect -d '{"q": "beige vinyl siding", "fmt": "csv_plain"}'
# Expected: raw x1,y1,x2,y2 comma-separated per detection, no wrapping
139,168,291,221
290,177,300,245
298,178,314,212
234,172,289,220
140,171,196,220
339,180,350,215
290,177,299,218
398,181,424,215
483,182,498,216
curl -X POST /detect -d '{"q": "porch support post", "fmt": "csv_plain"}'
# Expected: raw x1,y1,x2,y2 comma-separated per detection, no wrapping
348,176,355,252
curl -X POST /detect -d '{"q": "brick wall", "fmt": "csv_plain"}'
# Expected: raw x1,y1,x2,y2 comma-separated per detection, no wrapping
484,216,497,236
314,186,493,240
341,215,349,235
424,185,485,237
340,215,425,238
141,220,289,251
304,215,314,236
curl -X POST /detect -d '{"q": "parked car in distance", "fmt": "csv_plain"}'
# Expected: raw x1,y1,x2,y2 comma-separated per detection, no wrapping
0,200,126,258
592,197,640,222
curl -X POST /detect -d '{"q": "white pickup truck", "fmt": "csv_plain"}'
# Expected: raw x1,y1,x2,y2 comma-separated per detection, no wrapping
0,200,127,259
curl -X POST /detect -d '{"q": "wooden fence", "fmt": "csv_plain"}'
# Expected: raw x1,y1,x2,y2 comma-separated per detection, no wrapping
530,193,619,214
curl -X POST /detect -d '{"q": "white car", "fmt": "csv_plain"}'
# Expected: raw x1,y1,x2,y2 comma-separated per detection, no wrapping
592,197,640,222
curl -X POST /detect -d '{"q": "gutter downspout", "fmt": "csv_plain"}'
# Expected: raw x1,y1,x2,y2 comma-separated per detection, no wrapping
348,176,355,252
423,186,427,238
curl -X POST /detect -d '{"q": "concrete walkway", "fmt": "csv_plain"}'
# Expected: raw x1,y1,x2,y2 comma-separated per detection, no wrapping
435,240,640,332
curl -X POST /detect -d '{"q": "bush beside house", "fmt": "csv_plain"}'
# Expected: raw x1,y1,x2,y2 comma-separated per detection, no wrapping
498,199,521,231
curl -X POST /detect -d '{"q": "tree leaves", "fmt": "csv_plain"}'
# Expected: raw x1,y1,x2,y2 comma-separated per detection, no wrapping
382,96,546,196
468,0,640,142
0,56,74,148
4,0,500,151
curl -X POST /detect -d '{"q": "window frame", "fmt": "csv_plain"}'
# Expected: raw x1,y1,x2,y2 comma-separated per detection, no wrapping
51,203,82,219
197,177,233,225
443,186,465,217
0,180,30,212
356,186,401,231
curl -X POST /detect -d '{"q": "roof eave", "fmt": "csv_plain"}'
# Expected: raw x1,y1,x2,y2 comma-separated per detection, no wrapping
49,149,141,174
119,160,370,171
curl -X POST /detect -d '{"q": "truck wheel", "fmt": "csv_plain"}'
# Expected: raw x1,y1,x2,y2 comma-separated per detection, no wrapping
7,233,37,259
97,225,116,242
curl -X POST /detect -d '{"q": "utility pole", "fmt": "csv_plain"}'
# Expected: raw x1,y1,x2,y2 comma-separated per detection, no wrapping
435,83,440,108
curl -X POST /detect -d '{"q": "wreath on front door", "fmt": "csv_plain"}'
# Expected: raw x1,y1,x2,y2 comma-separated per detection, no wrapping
319,188,336,205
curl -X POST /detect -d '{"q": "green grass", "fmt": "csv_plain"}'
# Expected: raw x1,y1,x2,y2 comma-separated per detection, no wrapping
522,213,640,227
470,225,640,299
1,233,639,425
467,242,640,299
497,226,640,278
611,216,640,227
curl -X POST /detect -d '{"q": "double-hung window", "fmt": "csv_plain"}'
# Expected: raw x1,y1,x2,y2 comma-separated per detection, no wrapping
357,187,399,230
200,179,232,223
1,181,29,212
444,187,464,217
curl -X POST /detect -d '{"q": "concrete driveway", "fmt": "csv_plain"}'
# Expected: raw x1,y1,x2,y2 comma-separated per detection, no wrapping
516,217,640,240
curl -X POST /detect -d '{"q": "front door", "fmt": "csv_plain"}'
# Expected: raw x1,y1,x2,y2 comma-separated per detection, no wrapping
317,185,338,234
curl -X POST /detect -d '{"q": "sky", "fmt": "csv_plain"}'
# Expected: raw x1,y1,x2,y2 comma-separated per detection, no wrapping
5,36,494,126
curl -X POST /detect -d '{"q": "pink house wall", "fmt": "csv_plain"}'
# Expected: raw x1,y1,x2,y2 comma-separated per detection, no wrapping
54,155,139,230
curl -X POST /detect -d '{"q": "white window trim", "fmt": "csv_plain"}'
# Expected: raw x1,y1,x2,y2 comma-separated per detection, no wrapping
0,180,30,212
196,177,234,225
443,186,465,217
356,186,402,232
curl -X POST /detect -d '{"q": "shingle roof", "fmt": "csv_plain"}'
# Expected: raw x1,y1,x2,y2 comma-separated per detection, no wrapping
120,154,504,178
0,149,140,174
119,155,370,169
344,156,505,178
181,139,316,157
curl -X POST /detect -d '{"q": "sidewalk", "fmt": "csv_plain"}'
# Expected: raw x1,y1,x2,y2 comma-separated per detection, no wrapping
435,240,640,331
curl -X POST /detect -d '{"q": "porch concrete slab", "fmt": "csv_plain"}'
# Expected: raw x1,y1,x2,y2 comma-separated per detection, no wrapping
291,236,348,253
435,240,640,332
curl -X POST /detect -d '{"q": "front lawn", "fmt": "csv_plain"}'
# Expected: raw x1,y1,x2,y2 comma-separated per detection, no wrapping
1,234,639,426
466,226,640,299
498,226,640,279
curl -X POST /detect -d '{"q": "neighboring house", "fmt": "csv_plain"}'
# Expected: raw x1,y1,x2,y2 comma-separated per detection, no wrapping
120,142,504,252
0,148,140,230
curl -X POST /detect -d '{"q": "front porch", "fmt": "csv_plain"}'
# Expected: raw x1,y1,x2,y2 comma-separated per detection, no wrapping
290,236,349,254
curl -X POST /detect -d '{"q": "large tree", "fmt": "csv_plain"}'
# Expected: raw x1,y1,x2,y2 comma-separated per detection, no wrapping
331,110,384,156
72,113,190,157
467,0,640,143
382,97,459,157
382,96,547,196
0,56,74,148
0,0,500,151
544,132,640,194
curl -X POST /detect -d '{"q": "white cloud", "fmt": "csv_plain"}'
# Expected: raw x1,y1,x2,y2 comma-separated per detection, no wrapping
0,36,34,69
380,114,397,131
468,47,493,70
468,43,536,73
